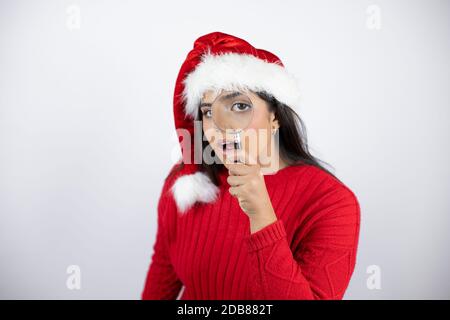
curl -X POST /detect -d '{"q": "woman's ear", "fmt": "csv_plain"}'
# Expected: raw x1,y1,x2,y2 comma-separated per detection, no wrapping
269,112,280,134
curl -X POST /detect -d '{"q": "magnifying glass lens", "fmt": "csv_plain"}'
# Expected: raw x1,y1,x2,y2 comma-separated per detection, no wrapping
210,90,254,137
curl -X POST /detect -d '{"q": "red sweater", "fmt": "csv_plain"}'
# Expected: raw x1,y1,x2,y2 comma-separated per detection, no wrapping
141,164,360,300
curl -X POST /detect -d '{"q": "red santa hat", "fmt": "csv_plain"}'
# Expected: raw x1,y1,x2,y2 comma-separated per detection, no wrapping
171,31,301,213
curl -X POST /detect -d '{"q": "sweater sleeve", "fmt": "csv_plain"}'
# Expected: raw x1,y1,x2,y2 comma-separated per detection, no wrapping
141,176,183,300
245,184,360,300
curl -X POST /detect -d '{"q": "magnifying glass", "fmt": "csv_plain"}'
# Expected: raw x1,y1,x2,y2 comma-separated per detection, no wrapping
210,90,254,162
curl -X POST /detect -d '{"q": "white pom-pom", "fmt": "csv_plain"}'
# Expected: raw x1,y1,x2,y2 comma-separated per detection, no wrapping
171,172,219,213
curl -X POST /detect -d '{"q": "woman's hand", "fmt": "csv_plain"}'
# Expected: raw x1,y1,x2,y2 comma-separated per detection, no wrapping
226,152,278,233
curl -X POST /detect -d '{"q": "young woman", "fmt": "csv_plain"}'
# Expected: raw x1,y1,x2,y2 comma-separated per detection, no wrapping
141,32,361,300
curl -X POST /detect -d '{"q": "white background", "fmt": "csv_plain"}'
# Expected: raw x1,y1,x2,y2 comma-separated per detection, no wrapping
0,0,449,299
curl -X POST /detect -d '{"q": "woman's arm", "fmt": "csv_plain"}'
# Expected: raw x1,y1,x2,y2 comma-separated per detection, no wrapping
141,178,183,300
245,186,361,300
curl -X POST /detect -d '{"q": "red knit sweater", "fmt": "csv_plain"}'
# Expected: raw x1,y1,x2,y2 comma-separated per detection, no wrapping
141,164,360,300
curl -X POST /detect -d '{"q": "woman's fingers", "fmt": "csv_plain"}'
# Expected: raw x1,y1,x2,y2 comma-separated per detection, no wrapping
227,163,252,176
229,185,243,197
227,174,245,187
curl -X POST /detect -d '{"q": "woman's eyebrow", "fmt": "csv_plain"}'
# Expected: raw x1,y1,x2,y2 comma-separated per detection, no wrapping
199,91,245,108
218,91,244,102
199,102,212,108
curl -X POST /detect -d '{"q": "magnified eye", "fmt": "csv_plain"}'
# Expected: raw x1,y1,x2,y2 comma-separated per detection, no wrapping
201,108,212,118
231,103,251,112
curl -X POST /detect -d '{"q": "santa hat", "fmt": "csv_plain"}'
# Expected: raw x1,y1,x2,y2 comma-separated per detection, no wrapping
171,31,301,213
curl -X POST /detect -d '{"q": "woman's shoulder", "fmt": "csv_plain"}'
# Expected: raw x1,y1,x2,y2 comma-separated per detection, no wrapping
288,164,360,210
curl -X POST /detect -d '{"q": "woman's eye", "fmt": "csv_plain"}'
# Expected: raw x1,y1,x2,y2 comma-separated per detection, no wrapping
202,109,212,118
231,103,251,112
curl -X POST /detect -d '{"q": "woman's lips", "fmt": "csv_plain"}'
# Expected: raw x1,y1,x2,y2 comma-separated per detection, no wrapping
216,139,238,155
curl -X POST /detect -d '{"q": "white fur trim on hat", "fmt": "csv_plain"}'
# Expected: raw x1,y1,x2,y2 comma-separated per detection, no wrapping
181,52,301,119
171,171,219,213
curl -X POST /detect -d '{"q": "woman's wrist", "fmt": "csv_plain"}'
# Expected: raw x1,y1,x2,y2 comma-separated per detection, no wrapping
249,207,278,234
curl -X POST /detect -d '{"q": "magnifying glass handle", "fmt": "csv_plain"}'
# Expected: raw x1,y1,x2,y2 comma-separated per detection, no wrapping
233,133,242,164
233,132,241,150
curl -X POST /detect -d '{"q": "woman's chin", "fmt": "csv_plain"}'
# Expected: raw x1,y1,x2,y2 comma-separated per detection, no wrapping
214,147,258,167
215,149,239,167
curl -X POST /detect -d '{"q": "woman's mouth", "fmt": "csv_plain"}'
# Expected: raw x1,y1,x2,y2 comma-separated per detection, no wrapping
216,139,237,154
215,138,244,164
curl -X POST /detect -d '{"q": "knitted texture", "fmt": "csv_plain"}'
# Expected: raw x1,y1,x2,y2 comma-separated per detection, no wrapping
141,164,360,300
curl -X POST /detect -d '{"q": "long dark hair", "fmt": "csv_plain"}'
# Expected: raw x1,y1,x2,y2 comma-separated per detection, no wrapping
168,90,337,185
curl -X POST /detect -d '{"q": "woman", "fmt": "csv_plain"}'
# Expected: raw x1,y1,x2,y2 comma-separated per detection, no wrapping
141,32,360,300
